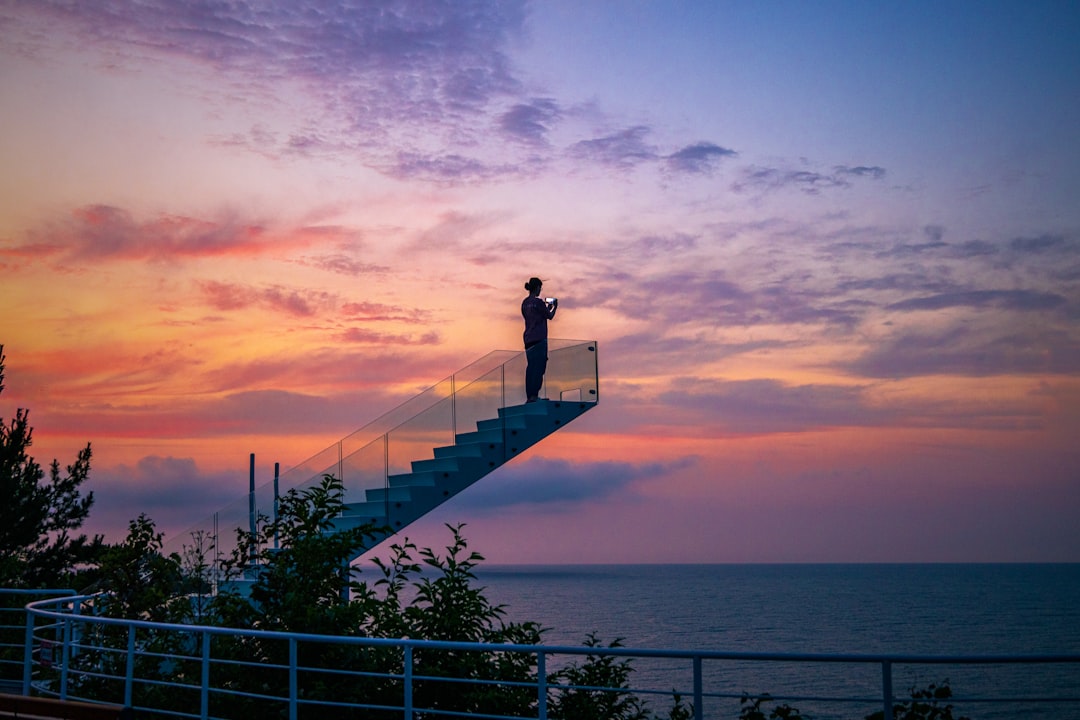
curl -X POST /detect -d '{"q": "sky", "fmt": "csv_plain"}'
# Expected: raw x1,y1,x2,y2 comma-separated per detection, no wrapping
2,1,1079,564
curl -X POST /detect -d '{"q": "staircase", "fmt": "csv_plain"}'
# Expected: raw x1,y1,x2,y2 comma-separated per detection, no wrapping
332,399,594,553
164,340,598,566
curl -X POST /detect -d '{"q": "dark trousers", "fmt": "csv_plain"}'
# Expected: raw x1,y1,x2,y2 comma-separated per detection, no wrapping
525,340,548,401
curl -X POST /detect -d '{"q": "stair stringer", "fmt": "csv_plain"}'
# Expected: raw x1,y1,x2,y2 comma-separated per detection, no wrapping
331,399,594,561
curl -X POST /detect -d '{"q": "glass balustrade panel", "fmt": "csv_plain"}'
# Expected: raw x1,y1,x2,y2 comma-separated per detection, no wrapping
543,340,599,403
385,391,455,478
340,437,388,506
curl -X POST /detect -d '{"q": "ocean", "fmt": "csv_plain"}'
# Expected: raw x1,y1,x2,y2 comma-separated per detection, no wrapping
466,563,1080,720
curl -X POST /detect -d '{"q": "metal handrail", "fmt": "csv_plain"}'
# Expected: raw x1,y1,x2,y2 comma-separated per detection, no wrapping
19,593,1080,720
0,589,77,694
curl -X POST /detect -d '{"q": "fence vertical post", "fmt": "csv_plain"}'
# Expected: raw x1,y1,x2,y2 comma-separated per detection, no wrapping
403,644,413,719
249,453,256,560
274,462,281,550
201,631,211,720
537,651,547,720
22,605,34,695
59,617,71,700
289,637,298,720
124,625,136,708
881,660,894,720
693,655,703,720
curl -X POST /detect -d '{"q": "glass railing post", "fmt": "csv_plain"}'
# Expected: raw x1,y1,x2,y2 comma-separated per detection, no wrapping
382,434,389,523
593,342,599,402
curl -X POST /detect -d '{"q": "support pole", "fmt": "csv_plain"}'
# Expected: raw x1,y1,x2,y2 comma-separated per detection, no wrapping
249,453,256,567
273,462,280,550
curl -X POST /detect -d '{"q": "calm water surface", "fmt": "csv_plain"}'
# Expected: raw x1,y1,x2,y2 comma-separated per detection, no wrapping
466,564,1080,720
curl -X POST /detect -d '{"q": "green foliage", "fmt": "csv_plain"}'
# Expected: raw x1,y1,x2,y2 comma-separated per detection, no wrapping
739,693,809,720
214,474,379,635
0,345,102,588
740,680,972,720
91,514,188,622
74,473,691,719
548,633,651,720
865,680,971,720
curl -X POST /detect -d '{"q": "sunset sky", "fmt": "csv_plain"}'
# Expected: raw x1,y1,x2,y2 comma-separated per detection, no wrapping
2,1,1078,564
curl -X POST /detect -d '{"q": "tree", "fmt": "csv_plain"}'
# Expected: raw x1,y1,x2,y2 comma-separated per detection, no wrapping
80,475,692,719
0,345,102,588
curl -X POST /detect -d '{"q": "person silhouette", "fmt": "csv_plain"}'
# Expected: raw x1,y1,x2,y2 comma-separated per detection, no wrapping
521,277,557,402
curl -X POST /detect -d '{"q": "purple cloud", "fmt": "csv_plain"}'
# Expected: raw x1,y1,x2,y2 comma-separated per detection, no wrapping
456,456,696,512
848,326,1080,378
665,142,737,174
499,98,561,145
886,289,1066,313
568,126,658,169
733,163,886,195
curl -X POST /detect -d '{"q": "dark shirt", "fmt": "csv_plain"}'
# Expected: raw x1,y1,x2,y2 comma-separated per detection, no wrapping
522,296,553,347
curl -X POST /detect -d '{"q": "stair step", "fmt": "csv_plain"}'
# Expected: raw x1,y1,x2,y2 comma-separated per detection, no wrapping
476,415,528,432
434,443,485,459
455,428,504,445
499,401,554,417
388,472,437,487
411,456,460,474
336,503,387,527
366,485,414,503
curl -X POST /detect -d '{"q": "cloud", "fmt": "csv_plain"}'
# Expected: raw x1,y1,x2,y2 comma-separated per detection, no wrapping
199,280,335,317
733,163,886,195
568,126,658,169
9,2,742,189
582,269,861,330
848,326,1080,378
834,273,952,295
305,253,389,277
341,301,431,324
834,165,886,180
665,142,737,174
886,289,1067,313
197,346,460,396
947,240,1000,258
387,152,522,183
10,205,279,263
12,2,530,176
21,1,527,111
658,377,890,433
337,328,440,345
84,455,247,541
1010,234,1068,254
456,456,695,513
499,98,561,145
